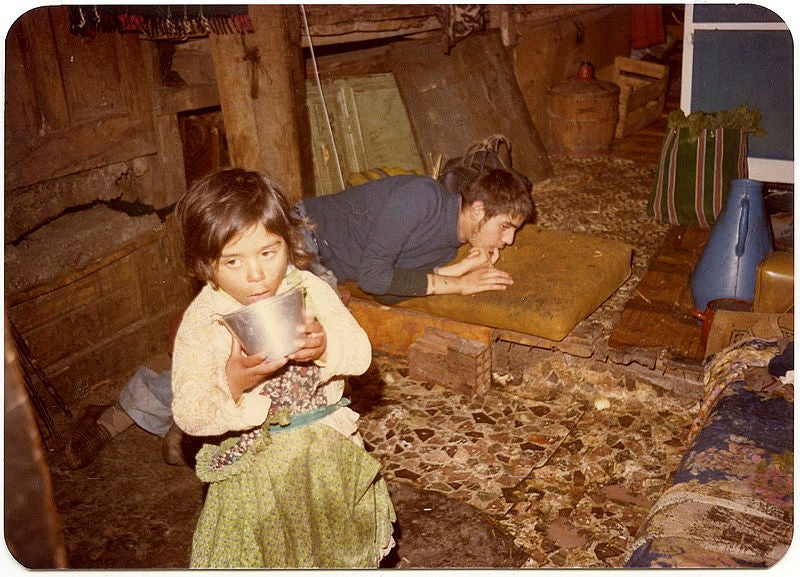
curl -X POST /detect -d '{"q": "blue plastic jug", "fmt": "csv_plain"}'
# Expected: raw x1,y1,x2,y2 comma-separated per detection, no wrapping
690,179,773,311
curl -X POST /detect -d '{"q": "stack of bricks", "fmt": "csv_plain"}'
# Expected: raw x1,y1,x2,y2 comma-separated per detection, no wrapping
407,327,492,396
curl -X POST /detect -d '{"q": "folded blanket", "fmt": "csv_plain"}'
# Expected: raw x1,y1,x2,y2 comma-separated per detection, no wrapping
626,338,794,568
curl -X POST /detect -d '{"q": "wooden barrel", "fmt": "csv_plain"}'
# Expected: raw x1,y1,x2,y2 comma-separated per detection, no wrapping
547,70,620,157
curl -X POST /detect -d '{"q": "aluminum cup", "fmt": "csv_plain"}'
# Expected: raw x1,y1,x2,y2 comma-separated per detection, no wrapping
219,288,304,359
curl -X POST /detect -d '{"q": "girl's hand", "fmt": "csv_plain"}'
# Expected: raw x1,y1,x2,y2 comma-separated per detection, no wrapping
225,338,287,402
288,309,327,363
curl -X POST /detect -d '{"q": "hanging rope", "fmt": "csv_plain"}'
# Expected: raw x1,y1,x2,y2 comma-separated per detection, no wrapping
300,4,345,190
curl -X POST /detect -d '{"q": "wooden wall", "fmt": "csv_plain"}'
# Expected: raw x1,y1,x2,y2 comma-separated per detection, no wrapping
4,6,207,397
5,216,195,402
499,5,633,151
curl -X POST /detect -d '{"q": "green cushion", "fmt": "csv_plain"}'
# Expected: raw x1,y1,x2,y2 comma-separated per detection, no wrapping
344,226,633,341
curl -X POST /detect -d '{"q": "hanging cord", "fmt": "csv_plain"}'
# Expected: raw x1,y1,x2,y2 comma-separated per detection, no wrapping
300,4,345,190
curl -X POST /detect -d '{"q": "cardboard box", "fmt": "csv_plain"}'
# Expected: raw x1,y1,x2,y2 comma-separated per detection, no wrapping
705,311,794,357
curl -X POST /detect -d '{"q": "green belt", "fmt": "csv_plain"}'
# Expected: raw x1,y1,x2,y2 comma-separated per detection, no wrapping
269,398,351,435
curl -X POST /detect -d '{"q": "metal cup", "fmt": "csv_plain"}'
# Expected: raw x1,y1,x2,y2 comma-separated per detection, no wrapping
219,288,305,359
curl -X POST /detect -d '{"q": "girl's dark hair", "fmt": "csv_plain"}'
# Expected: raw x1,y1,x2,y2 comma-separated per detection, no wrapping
461,168,535,223
175,168,311,287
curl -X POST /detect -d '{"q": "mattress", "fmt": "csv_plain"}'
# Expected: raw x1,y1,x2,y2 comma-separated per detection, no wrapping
344,225,633,342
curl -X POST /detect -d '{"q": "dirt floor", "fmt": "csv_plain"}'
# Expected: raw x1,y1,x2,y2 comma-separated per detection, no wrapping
33,356,531,570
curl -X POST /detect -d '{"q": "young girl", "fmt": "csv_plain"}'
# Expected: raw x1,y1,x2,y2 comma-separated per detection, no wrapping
170,168,396,568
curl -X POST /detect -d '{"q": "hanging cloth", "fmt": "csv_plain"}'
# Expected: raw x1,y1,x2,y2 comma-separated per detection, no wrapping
68,5,254,39
631,4,666,50
434,5,487,54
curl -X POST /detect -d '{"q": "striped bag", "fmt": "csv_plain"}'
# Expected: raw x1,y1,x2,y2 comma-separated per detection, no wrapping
648,127,749,227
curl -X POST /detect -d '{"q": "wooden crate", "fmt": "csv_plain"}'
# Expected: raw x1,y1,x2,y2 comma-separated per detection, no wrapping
598,56,668,139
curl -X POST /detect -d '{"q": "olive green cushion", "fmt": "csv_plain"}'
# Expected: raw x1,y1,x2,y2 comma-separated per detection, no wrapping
344,226,633,342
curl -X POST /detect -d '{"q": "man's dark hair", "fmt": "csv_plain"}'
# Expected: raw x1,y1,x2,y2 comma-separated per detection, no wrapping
461,168,534,222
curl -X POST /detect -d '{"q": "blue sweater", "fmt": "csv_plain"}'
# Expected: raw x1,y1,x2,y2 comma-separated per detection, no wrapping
301,175,462,300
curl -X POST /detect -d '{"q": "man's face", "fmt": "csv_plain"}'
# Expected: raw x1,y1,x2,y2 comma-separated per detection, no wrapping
464,204,525,250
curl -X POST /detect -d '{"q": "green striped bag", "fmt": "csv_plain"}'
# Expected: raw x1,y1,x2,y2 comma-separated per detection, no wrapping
648,127,749,227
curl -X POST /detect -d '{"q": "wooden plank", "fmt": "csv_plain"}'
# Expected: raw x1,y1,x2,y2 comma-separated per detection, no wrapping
301,4,440,46
608,226,709,363
302,4,438,31
21,274,145,368
625,81,666,112
8,7,69,131
5,224,166,308
493,320,601,358
348,298,493,357
46,312,176,400
613,56,669,80
8,254,139,333
610,307,704,361
4,7,157,189
389,31,551,185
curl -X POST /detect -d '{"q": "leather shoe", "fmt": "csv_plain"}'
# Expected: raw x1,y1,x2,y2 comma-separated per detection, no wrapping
65,405,114,469
162,423,186,466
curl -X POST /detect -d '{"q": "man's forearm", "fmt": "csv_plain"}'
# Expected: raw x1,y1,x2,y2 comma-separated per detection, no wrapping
428,267,514,296
374,267,429,297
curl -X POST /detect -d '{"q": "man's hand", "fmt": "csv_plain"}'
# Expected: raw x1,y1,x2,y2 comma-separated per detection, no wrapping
437,247,500,277
225,338,288,402
429,265,513,296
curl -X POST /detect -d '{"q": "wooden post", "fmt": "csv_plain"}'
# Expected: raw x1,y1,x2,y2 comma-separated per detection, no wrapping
208,5,313,202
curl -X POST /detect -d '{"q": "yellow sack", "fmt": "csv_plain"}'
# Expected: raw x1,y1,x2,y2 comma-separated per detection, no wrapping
347,166,423,187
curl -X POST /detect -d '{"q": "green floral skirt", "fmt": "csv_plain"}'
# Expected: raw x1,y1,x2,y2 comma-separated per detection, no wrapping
190,420,396,568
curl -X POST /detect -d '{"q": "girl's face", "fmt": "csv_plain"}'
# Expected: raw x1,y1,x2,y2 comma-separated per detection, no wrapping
213,223,290,305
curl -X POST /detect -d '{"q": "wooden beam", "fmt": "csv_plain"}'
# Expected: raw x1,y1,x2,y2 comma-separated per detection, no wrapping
299,4,441,47
209,5,313,201
347,298,493,357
